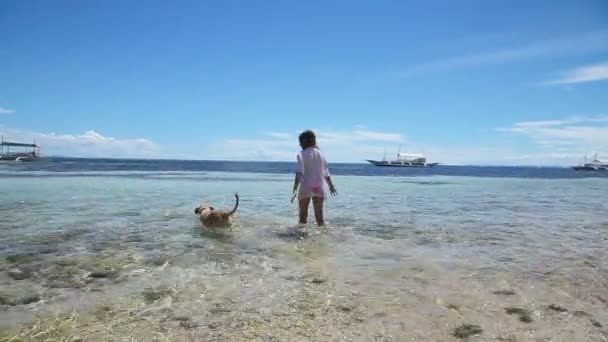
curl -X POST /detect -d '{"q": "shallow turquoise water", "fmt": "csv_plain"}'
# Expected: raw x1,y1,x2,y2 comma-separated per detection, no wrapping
1,172,607,340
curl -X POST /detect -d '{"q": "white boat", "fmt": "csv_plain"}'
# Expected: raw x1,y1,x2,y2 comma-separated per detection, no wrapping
572,154,608,171
366,147,438,168
0,137,42,162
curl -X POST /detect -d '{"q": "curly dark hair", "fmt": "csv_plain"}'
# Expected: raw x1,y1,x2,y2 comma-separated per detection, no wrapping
298,130,317,150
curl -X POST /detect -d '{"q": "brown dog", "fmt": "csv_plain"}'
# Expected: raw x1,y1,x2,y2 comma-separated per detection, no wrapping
194,193,239,228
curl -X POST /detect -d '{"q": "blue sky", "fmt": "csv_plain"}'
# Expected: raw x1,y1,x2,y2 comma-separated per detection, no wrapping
1,0,607,165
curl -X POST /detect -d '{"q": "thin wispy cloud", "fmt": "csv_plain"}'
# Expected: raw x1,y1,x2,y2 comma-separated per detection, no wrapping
206,127,406,162
505,115,608,129
0,126,160,158
264,132,292,139
499,115,608,159
318,129,405,145
384,30,608,80
542,61,608,85
263,130,404,143
351,130,404,143
0,106,15,115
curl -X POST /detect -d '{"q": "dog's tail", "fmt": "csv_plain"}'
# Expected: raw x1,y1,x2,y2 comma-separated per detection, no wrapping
228,193,239,215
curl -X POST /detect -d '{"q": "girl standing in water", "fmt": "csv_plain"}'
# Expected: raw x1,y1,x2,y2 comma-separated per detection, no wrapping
292,130,337,226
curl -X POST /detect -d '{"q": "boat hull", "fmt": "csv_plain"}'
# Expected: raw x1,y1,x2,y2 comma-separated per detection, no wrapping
367,160,439,168
0,155,42,162
572,166,608,171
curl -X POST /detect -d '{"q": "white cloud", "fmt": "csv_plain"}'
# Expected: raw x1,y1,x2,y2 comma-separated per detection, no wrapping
204,127,406,163
501,115,608,130
383,30,608,80
0,106,15,114
351,130,403,142
264,131,292,139
205,131,577,166
203,117,608,166
543,61,608,85
0,126,160,158
317,129,405,145
498,115,608,161
203,127,563,165
3,118,603,165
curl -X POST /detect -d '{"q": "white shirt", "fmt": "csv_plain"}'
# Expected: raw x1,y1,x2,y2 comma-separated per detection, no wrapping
297,147,330,190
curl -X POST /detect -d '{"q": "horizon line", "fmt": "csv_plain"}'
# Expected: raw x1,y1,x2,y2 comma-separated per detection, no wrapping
40,155,574,168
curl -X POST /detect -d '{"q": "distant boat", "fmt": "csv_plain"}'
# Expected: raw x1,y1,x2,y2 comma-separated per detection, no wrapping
572,154,608,171
367,146,438,168
0,136,42,162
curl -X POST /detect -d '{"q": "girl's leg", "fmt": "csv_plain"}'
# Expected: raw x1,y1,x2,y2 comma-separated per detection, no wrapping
312,197,325,226
299,197,311,224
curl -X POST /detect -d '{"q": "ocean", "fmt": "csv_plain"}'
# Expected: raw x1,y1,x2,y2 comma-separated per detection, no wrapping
1,158,607,341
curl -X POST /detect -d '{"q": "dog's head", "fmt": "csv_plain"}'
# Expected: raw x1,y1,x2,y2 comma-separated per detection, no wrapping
194,204,214,215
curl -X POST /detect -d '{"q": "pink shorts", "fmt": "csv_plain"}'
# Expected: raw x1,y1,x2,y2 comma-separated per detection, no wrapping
298,184,325,199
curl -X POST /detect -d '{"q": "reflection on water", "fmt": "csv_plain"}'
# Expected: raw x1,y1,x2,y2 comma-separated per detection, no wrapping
1,174,607,340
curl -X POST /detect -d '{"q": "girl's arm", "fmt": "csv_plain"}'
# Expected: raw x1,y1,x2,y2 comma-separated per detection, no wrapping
325,175,337,196
323,158,337,195
293,173,301,194
294,153,303,194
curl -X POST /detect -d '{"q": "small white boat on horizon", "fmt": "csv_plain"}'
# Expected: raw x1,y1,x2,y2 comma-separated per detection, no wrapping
366,146,438,168
572,154,608,171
